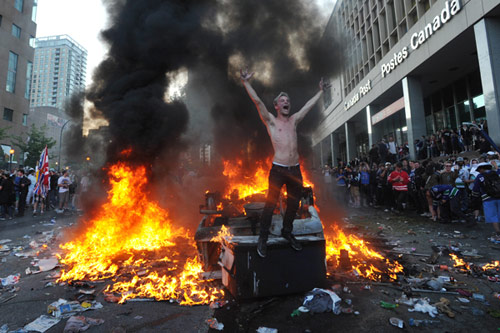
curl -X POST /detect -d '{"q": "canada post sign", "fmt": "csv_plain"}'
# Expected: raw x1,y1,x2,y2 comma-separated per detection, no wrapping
381,0,461,78
344,80,371,111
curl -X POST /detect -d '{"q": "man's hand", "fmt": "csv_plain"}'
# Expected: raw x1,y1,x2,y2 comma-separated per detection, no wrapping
240,68,254,82
319,77,331,91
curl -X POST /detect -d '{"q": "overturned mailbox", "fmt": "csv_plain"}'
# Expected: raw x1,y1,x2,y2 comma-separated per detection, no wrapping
219,235,326,299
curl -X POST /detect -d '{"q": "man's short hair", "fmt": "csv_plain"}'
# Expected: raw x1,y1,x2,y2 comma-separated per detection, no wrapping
273,92,290,105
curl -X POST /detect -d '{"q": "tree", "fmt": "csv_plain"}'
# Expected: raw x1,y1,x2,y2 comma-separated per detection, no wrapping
12,124,56,167
0,126,10,143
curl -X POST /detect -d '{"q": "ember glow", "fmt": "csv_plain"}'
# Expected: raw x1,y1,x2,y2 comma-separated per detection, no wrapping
482,260,500,271
58,163,223,305
325,225,403,281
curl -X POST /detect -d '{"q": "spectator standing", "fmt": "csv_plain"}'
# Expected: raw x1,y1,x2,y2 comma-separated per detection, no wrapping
440,162,459,185
472,162,500,240
388,137,397,163
49,170,59,210
56,170,71,213
16,170,31,217
26,169,36,207
388,162,410,213
0,173,14,220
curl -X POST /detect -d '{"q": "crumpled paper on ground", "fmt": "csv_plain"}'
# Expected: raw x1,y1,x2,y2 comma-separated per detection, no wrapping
63,316,104,332
24,315,61,332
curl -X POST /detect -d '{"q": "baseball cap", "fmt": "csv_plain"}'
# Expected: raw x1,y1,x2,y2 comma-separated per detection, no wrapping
476,162,492,170
487,151,497,156
456,157,464,162
385,162,391,166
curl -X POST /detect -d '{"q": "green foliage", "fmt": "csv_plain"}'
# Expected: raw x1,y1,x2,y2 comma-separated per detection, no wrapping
12,124,56,167
0,126,11,142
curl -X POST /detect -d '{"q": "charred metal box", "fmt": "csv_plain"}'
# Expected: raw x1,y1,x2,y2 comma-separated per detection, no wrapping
220,235,326,299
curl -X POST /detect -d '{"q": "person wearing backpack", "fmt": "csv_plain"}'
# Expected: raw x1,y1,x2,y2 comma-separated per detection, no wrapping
472,162,500,242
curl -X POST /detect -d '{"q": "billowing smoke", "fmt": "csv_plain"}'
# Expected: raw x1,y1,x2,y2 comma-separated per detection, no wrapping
81,0,342,172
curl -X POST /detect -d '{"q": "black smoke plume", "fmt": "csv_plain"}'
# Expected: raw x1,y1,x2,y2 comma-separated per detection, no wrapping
81,0,342,173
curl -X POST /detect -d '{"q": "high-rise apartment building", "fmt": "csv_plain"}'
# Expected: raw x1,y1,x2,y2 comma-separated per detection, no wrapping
0,0,37,167
314,0,500,163
31,35,87,109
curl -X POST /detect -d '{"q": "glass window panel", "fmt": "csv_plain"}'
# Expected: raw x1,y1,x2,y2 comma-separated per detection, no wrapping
11,24,21,38
3,108,13,122
32,0,38,22
14,0,23,12
6,52,18,93
25,61,33,99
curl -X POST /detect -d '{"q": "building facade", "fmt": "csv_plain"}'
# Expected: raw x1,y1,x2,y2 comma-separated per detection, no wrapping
30,35,87,110
314,0,500,165
0,0,37,168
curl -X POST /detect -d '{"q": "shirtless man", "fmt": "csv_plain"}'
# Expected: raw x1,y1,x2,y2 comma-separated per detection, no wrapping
240,68,329,258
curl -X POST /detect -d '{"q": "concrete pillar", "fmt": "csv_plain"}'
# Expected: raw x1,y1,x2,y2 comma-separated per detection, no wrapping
320,141,324,167
474,18,500,145
366,106,373,147
330,132,340,166
402,76,427,160
345,122,356,162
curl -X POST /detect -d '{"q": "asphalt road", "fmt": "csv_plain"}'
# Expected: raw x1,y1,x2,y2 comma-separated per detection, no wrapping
1,203,500,332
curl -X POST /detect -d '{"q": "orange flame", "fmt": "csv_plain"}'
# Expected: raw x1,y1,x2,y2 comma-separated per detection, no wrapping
210,225,233,243
58,163,223,305
325,225,403,281
482,260,500,271
449,253,471,270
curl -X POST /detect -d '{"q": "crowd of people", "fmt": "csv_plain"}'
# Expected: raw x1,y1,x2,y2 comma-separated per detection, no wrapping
319,147,500,243
0,168,91,219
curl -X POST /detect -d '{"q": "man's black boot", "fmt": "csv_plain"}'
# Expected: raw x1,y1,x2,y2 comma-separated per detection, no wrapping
282,232,302,251
257,237,267,258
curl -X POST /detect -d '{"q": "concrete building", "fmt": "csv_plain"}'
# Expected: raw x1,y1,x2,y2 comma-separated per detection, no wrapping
27,106,69,165
0,0,37,168
314,0,500,165
30,35,87,110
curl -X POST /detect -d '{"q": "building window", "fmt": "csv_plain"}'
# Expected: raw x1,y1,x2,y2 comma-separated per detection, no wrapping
11,24,21,38
6,52,18,93
14,0,23,12
25,61,33,99
29,35,35,47
3,108,13,122
22,114,28,126
32,0,38,22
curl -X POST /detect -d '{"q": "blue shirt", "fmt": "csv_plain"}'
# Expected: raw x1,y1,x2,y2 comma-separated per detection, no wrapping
430,185,459,204
360,171,370,185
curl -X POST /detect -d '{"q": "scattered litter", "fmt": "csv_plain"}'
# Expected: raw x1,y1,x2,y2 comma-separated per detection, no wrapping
45,282,55,288
47,299,103,319
409,318,440,327
473,293,485,302
0,324,7,333
256,327,278,333
209,300,228,309
434,298,455,318
1,274,20,286
77,289,95,295
457,297,470,303
133,316,143,320
297,306,309,313
471,307,485,316
290,309,301,317
37,258,59,272
408,299,438,317
389,317,404,328
458,289,473,297
0,245,10,252
63,316,104,332
302,288,341,314
0,239,11,245
380,301,398,309
24,315,61,332
206,318,223,330
104,294,121,303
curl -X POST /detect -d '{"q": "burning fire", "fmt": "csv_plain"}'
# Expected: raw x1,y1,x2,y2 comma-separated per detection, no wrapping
449,254,471,270
325,225,403,281
221,158,315,200
482,261,500,271
58,163,223,305
211,225,233,243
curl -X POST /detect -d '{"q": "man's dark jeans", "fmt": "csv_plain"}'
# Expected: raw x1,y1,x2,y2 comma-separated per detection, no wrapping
260,164,303,240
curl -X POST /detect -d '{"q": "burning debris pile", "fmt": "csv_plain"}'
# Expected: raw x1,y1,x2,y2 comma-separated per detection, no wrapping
325,225,404,281
57,163,223,305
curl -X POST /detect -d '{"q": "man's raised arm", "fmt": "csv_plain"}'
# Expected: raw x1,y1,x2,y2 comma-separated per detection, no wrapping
240,69,273,124
292,78,330,124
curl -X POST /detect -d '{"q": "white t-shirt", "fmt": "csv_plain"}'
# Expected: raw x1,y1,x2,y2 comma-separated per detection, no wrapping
28,174,36,191
388,141,397,154
58,176,71,193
